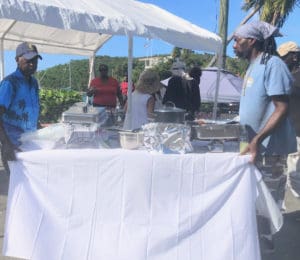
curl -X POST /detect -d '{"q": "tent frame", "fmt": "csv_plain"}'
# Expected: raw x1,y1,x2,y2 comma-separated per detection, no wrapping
0,0,223,126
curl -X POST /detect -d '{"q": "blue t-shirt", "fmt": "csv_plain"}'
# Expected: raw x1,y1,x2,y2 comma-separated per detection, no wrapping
0,68,40,146
239,54,296,155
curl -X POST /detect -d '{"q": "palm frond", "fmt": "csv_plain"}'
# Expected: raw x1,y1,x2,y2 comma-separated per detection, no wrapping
242,0,265,11
242,0,300,27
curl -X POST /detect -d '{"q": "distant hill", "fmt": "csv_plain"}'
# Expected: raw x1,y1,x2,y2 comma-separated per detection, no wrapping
36,53,248,92
36,55,135,91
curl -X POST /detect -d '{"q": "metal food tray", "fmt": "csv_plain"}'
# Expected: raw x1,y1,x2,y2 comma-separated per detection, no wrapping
191,124,241,140
62,106,105,124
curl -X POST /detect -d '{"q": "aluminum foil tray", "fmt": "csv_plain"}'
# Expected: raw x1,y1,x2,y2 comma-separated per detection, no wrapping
191,124,241,140
142,122,192,154
64,123,100,148
62,106,105,124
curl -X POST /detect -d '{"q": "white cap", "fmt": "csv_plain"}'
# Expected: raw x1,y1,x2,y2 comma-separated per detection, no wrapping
277,41,300,57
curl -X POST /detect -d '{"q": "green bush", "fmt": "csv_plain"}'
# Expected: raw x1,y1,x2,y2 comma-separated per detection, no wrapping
39,88,82,123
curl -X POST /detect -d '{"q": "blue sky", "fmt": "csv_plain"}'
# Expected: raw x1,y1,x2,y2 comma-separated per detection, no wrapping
3,0,300,75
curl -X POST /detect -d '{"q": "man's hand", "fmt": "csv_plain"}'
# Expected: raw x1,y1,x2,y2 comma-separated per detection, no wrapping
240,95,289,163
240,137,259,163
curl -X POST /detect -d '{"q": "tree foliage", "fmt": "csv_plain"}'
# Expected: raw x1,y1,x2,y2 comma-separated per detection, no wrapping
242,0,300,27
39,88,82,123
36,51,248,93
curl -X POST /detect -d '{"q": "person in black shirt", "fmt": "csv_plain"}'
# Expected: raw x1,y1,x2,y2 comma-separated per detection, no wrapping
163,61,201,120
187,66,202,119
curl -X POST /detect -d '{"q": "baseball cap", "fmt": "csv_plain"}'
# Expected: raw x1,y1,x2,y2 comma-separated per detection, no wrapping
16,42,42,60
277,41,300,57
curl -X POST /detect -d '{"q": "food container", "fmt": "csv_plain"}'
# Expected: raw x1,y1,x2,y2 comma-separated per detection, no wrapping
64,123,100,148
191,124,241,140
154,102,186,123
62,105,106,124
142,123,192,154
119,131,144,149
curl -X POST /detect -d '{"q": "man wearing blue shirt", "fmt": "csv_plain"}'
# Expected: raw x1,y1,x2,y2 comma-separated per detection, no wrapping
233,21,297,253
0,42,42,173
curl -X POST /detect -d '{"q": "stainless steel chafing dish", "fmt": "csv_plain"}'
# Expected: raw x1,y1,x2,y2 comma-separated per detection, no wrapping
62,104,106,124
61,103,108,148
191,122,241,140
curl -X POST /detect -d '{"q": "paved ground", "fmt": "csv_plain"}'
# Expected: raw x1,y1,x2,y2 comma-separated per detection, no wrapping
0,163,299,260
262,188,300,260
0,169,19,260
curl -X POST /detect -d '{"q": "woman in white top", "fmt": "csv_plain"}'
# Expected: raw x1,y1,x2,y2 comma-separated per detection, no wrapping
123,69,162,130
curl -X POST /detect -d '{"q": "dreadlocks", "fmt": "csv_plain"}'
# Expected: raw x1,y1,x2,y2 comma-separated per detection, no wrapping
255,36,278,64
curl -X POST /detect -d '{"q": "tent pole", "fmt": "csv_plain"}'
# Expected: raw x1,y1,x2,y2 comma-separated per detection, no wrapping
212,51,223,120
127,34,133,129
88,53,96,86
0,20,17,80
218,0,229,69
0,39,4,80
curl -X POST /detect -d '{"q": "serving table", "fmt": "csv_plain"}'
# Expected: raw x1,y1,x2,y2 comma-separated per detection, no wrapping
3,149,282,260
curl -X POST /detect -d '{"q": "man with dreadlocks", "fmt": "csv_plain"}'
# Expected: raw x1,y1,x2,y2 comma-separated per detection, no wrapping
233,21,297,253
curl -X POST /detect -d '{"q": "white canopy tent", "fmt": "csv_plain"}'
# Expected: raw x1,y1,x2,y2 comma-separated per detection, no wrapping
0,0,223,126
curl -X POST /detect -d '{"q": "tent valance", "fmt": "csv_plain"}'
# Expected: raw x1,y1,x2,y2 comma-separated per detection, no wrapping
0,0,222,57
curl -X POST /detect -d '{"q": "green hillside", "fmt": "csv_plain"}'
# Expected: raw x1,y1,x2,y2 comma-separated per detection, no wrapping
36,51,247,123
36,52,248,92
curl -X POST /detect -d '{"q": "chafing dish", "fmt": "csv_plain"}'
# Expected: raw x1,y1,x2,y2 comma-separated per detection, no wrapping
119,131,144,149
62,104,106,124
62,103,108,148
191,123,241,140
153,102,186,124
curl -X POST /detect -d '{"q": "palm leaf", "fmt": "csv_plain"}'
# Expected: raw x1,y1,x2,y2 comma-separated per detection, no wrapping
242,0,300,27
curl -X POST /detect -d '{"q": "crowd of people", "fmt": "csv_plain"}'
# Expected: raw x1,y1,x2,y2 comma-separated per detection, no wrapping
85,60,202,130
0,20,299,256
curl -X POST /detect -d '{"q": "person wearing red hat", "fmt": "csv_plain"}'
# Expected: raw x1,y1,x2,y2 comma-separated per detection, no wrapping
0,42,42,174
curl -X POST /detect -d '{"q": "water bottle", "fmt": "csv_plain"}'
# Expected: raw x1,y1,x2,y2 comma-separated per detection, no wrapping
239,125,249,153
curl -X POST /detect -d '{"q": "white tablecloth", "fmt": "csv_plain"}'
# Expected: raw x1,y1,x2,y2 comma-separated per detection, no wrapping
3,149,282,260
